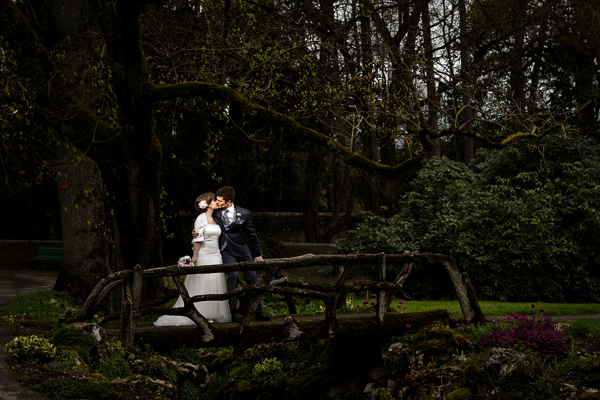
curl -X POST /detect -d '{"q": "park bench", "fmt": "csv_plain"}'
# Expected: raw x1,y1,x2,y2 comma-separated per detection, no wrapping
33,245,62,267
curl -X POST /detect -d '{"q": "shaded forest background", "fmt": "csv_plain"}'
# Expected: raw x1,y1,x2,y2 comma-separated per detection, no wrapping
1,0,599,301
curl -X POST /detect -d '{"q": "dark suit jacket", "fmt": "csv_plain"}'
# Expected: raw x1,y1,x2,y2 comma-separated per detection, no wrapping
213,205,263,259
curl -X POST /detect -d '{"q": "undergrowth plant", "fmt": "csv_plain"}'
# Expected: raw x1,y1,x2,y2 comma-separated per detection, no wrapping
198,370,234,400
0,290,73,329
51,327,96,365
239,342,303,364
34,378,125,400
6,335,57,361
252,357,286,388
95,354,132,381
170,345,200,364
550,339,578,378
179,380,202,400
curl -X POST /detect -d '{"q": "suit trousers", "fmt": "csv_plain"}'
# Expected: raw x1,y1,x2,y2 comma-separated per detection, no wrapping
221,248,264,313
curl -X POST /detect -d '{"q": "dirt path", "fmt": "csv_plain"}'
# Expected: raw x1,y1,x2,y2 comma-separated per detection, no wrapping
0,270,59,307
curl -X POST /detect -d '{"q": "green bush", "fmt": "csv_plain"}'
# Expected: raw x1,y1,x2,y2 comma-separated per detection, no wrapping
51,327,95,364
573,353,600,387
198,370,234,400
6,335,56,361
179,380,201,400
135,355,177,382
51,327,95,348
95,355,132,380
35,378,125,400
251,357,286,388
16,374,40,384
171,345,200,364
333,135,600,302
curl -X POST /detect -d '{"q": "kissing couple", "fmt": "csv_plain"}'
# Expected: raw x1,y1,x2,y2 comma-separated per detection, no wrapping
155,186,270,325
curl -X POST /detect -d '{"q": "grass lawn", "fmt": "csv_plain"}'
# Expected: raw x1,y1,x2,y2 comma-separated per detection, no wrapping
363,298,600,317
270,292,600,320
2,290,600,331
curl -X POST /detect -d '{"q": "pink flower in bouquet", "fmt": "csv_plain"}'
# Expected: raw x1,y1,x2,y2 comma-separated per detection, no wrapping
178,256,194,267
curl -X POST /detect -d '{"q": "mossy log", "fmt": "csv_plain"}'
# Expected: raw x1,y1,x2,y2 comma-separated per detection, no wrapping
134,309,450,353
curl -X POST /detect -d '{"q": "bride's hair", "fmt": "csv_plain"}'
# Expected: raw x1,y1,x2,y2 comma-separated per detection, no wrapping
195,192,215,214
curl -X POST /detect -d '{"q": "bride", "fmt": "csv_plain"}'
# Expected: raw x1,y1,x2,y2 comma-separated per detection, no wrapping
155,192,231,325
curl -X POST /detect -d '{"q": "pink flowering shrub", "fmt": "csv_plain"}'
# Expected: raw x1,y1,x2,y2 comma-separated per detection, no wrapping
478,311,569,355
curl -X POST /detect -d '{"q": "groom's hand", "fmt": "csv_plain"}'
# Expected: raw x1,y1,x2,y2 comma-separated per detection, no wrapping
192,229,199,239
254,256,264,262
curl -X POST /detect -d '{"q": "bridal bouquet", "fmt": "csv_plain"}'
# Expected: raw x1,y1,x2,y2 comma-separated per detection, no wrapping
178,256,194,267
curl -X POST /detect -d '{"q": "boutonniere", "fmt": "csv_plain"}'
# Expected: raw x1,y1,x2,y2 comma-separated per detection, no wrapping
236,213,241,221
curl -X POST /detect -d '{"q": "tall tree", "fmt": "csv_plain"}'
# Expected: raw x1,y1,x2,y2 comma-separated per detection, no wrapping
458,0,473,164
422,0,440,158
1,0,583,296
50,0,111,299
55,140,110,298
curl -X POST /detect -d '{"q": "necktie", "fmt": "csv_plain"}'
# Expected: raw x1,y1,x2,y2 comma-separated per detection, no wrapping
223,210,231,226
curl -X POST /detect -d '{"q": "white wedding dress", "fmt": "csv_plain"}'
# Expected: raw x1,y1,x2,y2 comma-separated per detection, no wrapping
155,219,231,325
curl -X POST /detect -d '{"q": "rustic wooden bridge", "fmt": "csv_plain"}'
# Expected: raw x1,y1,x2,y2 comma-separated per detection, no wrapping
68,252,486,350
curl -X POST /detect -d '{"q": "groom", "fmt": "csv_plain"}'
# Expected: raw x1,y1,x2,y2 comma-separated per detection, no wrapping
205,186,270,322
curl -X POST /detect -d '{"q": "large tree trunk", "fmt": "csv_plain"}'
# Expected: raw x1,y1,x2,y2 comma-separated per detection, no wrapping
51,0,110,300
379,137,400,215
358,8,380,214
77,1,165,303
55,140,111,299
302,0,353,240
571,0,599,138
423,0,440,158
303,143,323,242
459,0,474,165
365,0,423,211
509,0,526,133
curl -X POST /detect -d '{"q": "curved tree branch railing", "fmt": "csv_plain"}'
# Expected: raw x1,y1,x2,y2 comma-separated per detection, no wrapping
68,252,486,348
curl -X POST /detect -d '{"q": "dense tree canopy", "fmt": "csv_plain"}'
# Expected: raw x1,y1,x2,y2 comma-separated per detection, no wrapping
1,0,598,298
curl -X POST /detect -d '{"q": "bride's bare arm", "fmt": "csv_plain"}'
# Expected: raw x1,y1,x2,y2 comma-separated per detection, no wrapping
192,242,201,264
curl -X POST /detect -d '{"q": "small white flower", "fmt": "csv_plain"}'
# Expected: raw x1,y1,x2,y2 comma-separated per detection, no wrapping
236,213,241,218
199,200,208,209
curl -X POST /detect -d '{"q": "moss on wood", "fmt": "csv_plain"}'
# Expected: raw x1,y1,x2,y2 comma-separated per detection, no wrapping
135,310,450,353
446,387,472,400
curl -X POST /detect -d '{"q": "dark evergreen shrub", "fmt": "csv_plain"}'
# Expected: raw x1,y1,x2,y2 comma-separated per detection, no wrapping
332,134,600,301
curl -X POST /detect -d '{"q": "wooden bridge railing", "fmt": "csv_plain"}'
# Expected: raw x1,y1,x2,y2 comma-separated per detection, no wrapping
69,252,486,348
